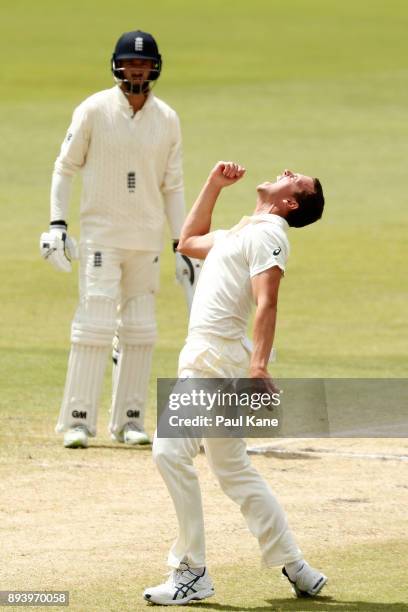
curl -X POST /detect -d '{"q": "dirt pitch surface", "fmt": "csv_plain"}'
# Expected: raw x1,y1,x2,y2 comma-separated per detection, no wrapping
1,418,408,611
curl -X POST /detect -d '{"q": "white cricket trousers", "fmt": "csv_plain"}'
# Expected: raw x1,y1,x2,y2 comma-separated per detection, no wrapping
153,333,302,569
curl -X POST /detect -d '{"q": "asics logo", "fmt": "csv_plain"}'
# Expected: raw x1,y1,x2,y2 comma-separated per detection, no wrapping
173,576,200,600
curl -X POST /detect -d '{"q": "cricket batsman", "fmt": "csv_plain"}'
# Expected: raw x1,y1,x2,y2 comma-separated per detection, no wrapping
144,161,327,605
40,30,199,448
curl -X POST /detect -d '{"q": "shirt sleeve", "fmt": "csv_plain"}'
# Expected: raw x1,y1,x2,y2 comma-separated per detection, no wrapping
212,229,228,244
164,190,185,240
53,102,91,177
50,171,72,222
161,112,184,195
244,226,288,278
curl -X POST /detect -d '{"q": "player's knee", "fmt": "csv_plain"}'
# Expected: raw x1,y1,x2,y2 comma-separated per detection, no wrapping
71,296,117,346
153,436,200,472
153,444,174,468
119,295,157,345
153,438,182,468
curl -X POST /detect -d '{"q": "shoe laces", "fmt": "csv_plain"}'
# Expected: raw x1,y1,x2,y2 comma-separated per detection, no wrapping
175,563,190,581
168,562,201,586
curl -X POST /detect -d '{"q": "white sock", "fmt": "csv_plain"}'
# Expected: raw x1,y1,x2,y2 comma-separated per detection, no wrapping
284,559,305,581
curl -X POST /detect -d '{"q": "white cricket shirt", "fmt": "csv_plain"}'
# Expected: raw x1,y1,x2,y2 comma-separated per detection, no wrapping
53,86,184,250
188,214,290,340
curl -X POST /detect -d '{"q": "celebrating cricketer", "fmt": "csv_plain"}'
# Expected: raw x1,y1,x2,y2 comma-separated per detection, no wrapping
144,161,328,605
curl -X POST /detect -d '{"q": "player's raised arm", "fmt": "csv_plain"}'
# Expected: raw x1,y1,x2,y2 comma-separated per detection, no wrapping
177,161,245,259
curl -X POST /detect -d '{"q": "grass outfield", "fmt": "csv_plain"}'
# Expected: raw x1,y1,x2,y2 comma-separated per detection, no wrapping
1,0,407,609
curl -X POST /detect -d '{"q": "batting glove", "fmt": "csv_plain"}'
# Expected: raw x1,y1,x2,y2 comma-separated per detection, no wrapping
40,221,78,273
173,241,203,312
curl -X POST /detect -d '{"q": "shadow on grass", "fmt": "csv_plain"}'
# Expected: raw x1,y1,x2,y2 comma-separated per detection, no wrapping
190,597,408,610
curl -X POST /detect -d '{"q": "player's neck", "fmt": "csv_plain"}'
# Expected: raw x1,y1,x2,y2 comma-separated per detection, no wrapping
121,85,149,114
254,196,282,216
254,198,272,215
128,92,148,114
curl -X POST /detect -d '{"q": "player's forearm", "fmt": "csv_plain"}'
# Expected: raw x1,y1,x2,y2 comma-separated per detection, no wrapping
50,170,72,222
250,303,278,375
179,180,221,243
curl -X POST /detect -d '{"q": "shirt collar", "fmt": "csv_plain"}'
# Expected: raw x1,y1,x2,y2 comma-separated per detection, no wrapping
249,213,289,233
113,85,155,114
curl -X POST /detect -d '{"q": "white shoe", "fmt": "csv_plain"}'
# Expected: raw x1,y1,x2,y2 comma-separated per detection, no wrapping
282,562,327,597
143,563,214,605
114,423,150,446
63,425,89,449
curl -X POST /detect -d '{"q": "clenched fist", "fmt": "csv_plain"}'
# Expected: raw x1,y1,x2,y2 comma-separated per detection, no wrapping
208,161,246,188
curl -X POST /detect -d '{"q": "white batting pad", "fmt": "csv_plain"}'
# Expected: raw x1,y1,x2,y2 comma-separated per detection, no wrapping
56,343,110,436
109,295,157,436
71,296,118,346
56,296,117,436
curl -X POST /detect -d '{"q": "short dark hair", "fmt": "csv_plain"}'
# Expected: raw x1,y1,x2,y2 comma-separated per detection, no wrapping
286,178,325,228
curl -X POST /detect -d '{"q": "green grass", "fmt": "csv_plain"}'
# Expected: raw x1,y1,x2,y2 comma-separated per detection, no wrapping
6,538,408,610
79,540,408,611
0,0,407,608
